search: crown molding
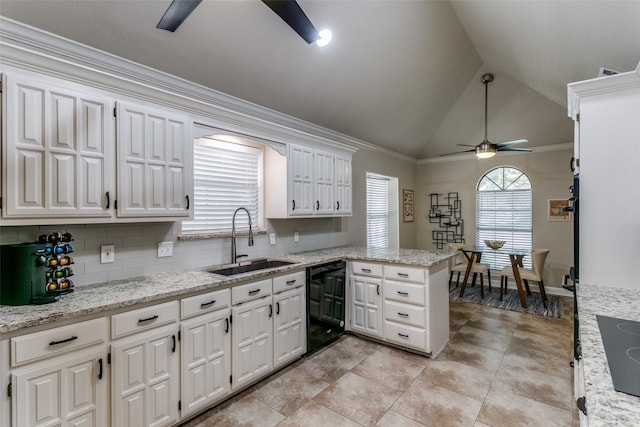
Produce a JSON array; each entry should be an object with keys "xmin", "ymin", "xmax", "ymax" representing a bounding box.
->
[
  {"xmin": 567, "ymin": 61, "xmax": 640, "ymax": 119},
  {"xmin": 0, "ymin": 17, "xmax": 417, "ymax": 162},
  {"xmin": 416, "ymin": 142, "xmax": 573, "ymax": 165}
]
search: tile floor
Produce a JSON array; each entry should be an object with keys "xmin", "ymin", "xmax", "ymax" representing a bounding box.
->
[{"xmin": 180, "ymin": 298, "xmax": 578, "ymax": 427}]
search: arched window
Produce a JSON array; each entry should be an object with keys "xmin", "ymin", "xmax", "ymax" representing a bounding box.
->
[{"xmin": 476, "ymin": 166, "xmax": 532, "ymax": 269}]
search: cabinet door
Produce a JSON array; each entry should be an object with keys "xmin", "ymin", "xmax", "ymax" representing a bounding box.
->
[
  {"xmin": 273, "ymin": 286, "xmax": 306, "ymax": 368},
  {"xmin": 3, "ymin": 73, "xmax": 114, "ymax": 218},
  {"xmin": 231, "ymin": 297, "xmax": 273, "ymax": 390},
  {"xmin": 350, "ymin": 275, "xmax": 383, "ymax": 338},
  {"xmin": 12, "ymin": 346, "xmax": 108, "ymax": 427},
  {"xmin": 111, "ymin": 324, "xmax": 179, "ymax": 427},
  {"xmin": 288, "ymin": 144, "xmax": 314, "ymax": 215},
  {"xmin": 314, "ymin": 151, "xmax": 335, "ymax": 215},
  {"xmin": 335, "ymin": 155, "xmax": 352, "ymax": 215},
  {"xmin": 181, "ymin": 309, "xmax": 231, "ymax": 417},
  {"xmin": 116, "ymin": 101, "xmax": 191, "ymax": 217}
]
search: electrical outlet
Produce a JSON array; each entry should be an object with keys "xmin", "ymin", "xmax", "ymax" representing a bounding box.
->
[
  {"xmin": 100, "ymin": 245, "xmax": 115, "ymax": 264},
  {"xmin": 294, "ymin": 231, "xmax": 299, "ymax": 242},
  {"xmin": 157, "ymin": 241, "xmax": 173, "ymax": 258},
  {"xmin": 269, "ymin": 233, "xmax": 277, "ymax": 246}
]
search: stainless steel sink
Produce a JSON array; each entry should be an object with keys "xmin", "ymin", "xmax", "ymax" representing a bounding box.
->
[{"xmin": 206, "ymin": 258, "xmax": 296, "ymax": 276}]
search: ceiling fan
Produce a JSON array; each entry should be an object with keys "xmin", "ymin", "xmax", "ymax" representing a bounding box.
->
[
  {"xmin": 442, "ymin": 73, "xmax": 531, "ymax": 159},
  {"xmin": 156, "ymin": 0, "xmax": 321, "ymax": 44}
]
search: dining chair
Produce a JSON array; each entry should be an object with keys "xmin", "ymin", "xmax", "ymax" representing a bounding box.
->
[
  {"xmin": 500, "ymin": 249, "xmax": 550, "ymax": 307},
  {"xmin": 447, "ymin": 243, "xmax": 492, "ymax": 297}
]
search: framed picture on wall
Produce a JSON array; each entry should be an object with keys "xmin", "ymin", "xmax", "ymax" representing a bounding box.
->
[
  {"xmin": 548, "ymin": 199, "xmax": 571, "ymax": 222},
  {"xmin": 403, "ymin": 190, "xmax": 414, "ymax": 222}
]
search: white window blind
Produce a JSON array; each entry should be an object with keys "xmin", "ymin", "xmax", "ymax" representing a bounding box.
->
[
  {"xmin": 182, "ymin": 137, "xmax": 263, "ymax": 234},
  {"xmin": 476, "ymin": 167, "xmax": 532, "ymax": 269},
  {"xmin": 366, "ymin": 173, "xmax": 399, "ymax": 249}
]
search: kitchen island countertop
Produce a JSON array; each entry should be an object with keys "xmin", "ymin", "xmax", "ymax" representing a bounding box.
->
[
  {"xmin": 577, "ymin": 283, "xmax": 640, "ymax": 426},
  {"xmin": 0, "ymin": 246, "xmax": 454, "ymax": 334}
]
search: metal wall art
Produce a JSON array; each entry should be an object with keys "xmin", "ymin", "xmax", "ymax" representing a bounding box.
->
[{"xmin": 429, "ymin": 192, "xmax": 464, "ymax": 249}]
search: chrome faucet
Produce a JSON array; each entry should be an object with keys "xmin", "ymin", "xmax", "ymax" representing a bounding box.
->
[{"xmin": 231, "ymin": 207, "xmax": 254, "ymax": 264}]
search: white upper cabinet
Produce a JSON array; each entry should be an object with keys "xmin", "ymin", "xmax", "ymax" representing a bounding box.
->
[
  {"xmin": 3, "ymin": 72, "xmax": 114, "ymax": 219},
  {"xmin": 265, "ymin": 143, "xmax": 353, "ymax": 218},
  {"xmin": 116, "ymin": 101, "xmax": 191, "ymax": 217}
]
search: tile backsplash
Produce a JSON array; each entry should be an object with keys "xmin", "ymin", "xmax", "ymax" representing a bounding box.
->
[{"xmin": 0, "ymin": 218, "xmax": 347, "ymax": 287}]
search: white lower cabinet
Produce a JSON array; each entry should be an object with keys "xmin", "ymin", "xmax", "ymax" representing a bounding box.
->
[
  {"xmin": 8, "ymin": 317, "xmax": 109, "ymax": 427},
  {"xmin": 180, "ymin": 289, "xmax": 231, "ymax": 418},
  {"xmin": 273, "ymin": 284, "xmax": 306, "ymax": 369},
  {"xmin": 231, "ymin": 293, "xmax": 273, "ymax": 391},
  {"xmin": 350, "ymin": 273, "xmax": 383, "ymax": 338},
  {"xmin": 110, "ymin": 302, "xmax": 180, "ymax": 427}
]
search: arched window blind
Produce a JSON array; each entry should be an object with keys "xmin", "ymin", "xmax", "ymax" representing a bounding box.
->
[
  {"xmin": 476, "ymin": 166, "xmax": 532, "ymax": 269},
  {"xmin": 366, "ymin": 172, "xmax": 399, "ymax": 249}
]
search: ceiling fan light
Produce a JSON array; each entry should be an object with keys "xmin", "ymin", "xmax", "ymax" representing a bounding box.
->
[
  {"xmin": 316, "ymin": 29, "xmax": 332, "ymax": 47},
  {"xmin": 476, "ymin": 142, "xmax": 496, "ymax": 159}
]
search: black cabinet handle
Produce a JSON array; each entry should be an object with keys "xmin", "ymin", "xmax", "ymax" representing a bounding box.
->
[
  {"xmin": 248, "ymin": 289, "xmax": 261, "ymax": 295},
  {"xmin": 316, "ymin": 200, "xmax": 319, "ymax": 210},
  {"xmin": 225, "ymin": 318, "xmax": 229, "ymax": 334},
  {"xmin": 336, "ymin": 201, "xmax": 340, "ymax": 210},
  {"xmin": 276, "ymin": 302, "xmax": 280, "ymax": 315},
  {"xmin": 49, "ymin": 336, "xmax": 78, "ymax": 346},
  {"xmin": 105, "ymin": 191, "xmax": 110, "ymax": 209},
  {"xmin": 185, "ymin": 195, "xmax": 190, "ymax": 210},
  {"xmin": 398, "ymin": 332, "xmax": 409, "ymax": 338},
  {"xmin": 398, "ymin": 312, "xmax": 409, "ymax": 317},
  {"xmin": 268, "ymin": 304, "xmax": 273, "ymax": 318},
  {"xmin": 397, "ymin": 291, "xmax": 409, "ymax": 296},
  {"xmin": 138, "ymin": 315, "xmax": 159, "ymax": 323},
  {"xmin": 361, "ymin": 268, "xmax": 371, "ymax": 273},
  {"xmin": 171, "ymin": 334, "xmax": 176, "ymax": 353},
  {"xmin": 286, "ymin": 280, "xmax": 296, "ymax": 285},
  {"xmin": 98, "ymin": 358, "xmax": 103, "ymax": 380},
  {"xmin": 200, "ymin": 299, "xmax": 216, "ymax": 308},
  {"xmin": 397, "ymin": 272, "xmax": 409, "ymax": 278},
  {"xmin": 292, "ymin": 200, "xmax": 296, "ymax": 211},
  {"xmin": 376, "ymin": 284, "xmax": 380, "ymax": 295}
]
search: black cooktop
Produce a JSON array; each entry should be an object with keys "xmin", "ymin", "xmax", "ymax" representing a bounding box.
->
[{"xmin": 596, "ymin": 315, "xmax": 640, "ymax": 397}]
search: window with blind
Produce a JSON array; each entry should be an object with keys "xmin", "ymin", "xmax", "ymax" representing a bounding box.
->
[
  {"xmin": 366, "ymin": 172, "xmax": 399, "ymax": 249},
  {"xmin": 182, "ymin": 137, "xmax": 263, "ymax": 234},
  {"xmin": 476, "ymin": 166, "xmax": 532, "ymax": 269}
]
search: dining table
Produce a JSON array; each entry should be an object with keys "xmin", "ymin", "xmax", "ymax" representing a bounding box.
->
[{"xmin": 459, "ymin": 245, "xmax": 532, "ymax": 308}]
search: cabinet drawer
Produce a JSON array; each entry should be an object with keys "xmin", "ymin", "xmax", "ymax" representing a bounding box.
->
[
  {"xmin": 384, "ymin": 321, "xmax": 426, "ymax": 352},
  {"xmin": 384, "ymin": 281, "xmax": 425, "ymax": 306},
  {"xmin": 181, "ymin": 288, "xmax": 231, "ymax": 319},
  {"xmin": 384, "ymin": 265, "xmax": 425, "ymax": 283},
  {"xmin": 273, "ymin": 270, "xmax": 305, "ymax": 294},
  {"xmin": 111, "ymin": 300, "xmax": 179, "ymax": 339},
  {"xmin": 11, "ymin": 317, "xmax": 107, "ymax": 367},
  {"xmin": 232, "ymin": 279, "xmax": 272, "ymax": 304},
  {"xmin": 384, "ymin": 300, "xmax": 425, "ymax": 328},
  {"xmin": 351, "ymin": 262, "xmax": 382, "ymax": 278}
]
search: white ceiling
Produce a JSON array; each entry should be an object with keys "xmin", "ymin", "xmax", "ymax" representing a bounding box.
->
[{"xmin": 1, "ymin": 0, "xmax": 639, "ymax": 159}]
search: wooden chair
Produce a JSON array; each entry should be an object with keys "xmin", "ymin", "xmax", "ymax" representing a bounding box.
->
[
  {"xmin": 500, "ymin": 249, "xmax": 550, "ymax": 307},
  {"xmin": 447, "ymin": 243, "xmax": 492, "ymax": 298}
]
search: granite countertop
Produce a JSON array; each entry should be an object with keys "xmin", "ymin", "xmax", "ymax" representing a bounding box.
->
[
  {"xmin": 576, "ymin": 283, "xmax": 640, "ymax": 426},
  {"xmin": 0, "ymin": 245, "xmax": 454, "ymax": 334}
]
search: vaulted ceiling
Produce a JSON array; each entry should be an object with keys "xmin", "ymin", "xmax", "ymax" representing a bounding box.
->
[{"xmin": 2, "ymin": 0, "xmax": 638, "ymax": 159}]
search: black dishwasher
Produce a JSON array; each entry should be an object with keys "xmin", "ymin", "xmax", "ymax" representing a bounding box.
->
[{"xmin": 306, "ymin": 261, "xmax": 346, "ymax": 353}]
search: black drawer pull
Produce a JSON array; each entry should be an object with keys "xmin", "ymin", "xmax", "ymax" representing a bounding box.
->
[
  {"xmin": 361, "ymin": 268, "xmax": 371, "ymax": 273},
  {"xmin": 225, "ymin": 318, "xmax": 229, "ymax": 333},
  {"xmin": 276, "ymin": 302, "xmax": 280, "ymax": 315},
  {"xmin": 286, "ymin": 280, "xmax": 297, "ymax": 285},
  {"xmin": 138, "ymin": 315, "xmax": 159, "ymax": 323},
  {"xmin": 49, "ymin": 336, "xmax": 78, "ymax": 346},
  {"xmin": 171, "ymin": 334, "xmax": 176, "ymax": 353},
  {"xmin": 397, "ymin": 291, "xmax": 409, "ymax": 296},
  {"xmin": 98, "ymin": 358, "xmax": 103, "ymax": 380},
  {"xmin": 398, "ymin": 312, "xmax": 409, "ymax": 317},
  {"xmin": 397, "ymin": 273, "xmax": 409, "ymax": 277},
  {"xmin": 268, "ymin": 304, "xmax": 273, "ymax": 318},
  {"xmin": 376, "ymin": 284, "xmax": 380, "ymax": 295},
  {"xmin": 248, "ymin": 289, "xmax": 261, "ymax": 295},
  {"xmin": 105, "ymin": 191, "xmax": 110, "ymax": 209},
  {"xmin": 200, "ymin": 299, "xmax": 216, "ymax": 308},
  {"xmin": 397, "ymin": 332, "xmax": 409, "ymax": 338}
]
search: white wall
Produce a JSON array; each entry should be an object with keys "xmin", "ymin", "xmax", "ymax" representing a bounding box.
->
[{"xmin": 415, "ymin": 147, "xmax": 575, "ymax": 290}]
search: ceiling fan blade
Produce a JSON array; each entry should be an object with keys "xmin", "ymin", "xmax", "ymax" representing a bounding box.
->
[
  {"xmin": 157, "ymin": 0, "xmax": 202, "ymax": 32},
  {"xmin": 497, "ymin": 147, "xmax": 533, "ymax": 152},
  {"xmin": 440, "ymin": 149, "xmax": 476, "ymax": 156},
  {"xmin": 262, "ymin": 0, "xmax": 320, "ymax": 44},
  {"xmin": 496, "ymin": 139, "xmax": 528, "ymax": 147}
]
